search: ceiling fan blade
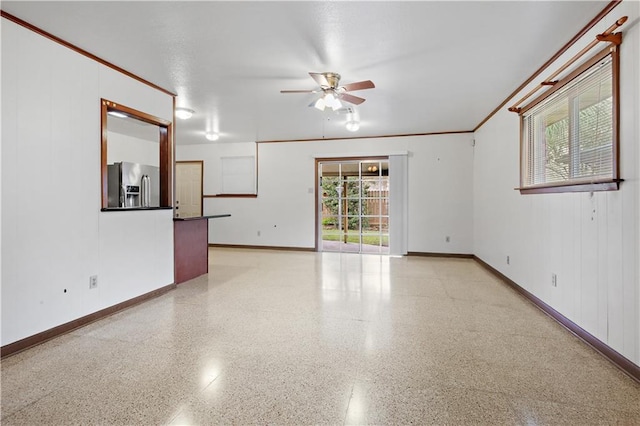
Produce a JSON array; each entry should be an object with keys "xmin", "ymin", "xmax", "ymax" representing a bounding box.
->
[
  {"xmin": 280, "ymin": 89, "xmax": 317, "ymax": 94},
  {"xmin": 337, "ymin": 93, "xmax": 366, "ymax": 105},
  {"xmin": 309, "ymin": 72, "xmax": 330, "ymax": 87},
  {"xmin": 340, "ymin": 80, "xmax": 375, "ymax": 92}
]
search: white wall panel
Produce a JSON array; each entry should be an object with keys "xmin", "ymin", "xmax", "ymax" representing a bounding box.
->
[
  {"xmin": 107, "ymin": 131, "xmax": 159, "ymax": 166},
  {"xmin": 1, "ymin": 16, "xmax": 22, "ymax": 343},
  {"xmin": 607, "ymin": 191, "xmax": 625, "ymax": 350},
  {"xmin": 406, "ymin": 135, "xmax": 474, "ymax": 253},
  {"xmin": 558, "ymin": 195, "xmax": 578, "ymax": 321},
  {"xmin": 204, "ymin": 197, "xmax": 260, "ymax": 245},
  {"xmin": 99, "ymin": 67, "xmax": 173, "ymax": 122},
  {"xmin": 473, "ymin": 2, "xmax": 639, "ymax": 365},
  {"xmin": 389, "ymin": 154, "xmax": 408, "ymax": 256},
  {"xmin": 98, "ymin": 210, "xmax": 174, "ymax": 307},
  {"xmin": 580, "ymin": 193, "xmax": 600, "ymax": 338},
  {"xmin": 623, "ymin": 4, "xmax": 640, "ymax": 364},
  {"xmin": 1, "ymin": 20, "xmax": 174, "ymax": 346}
]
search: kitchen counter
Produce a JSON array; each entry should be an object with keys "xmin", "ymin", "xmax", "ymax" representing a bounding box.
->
[{"xmin": 173, "ymin": 214, "xmax": 231, "ymax": 284}]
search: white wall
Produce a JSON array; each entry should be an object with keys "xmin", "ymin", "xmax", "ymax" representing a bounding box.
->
[
  {"xmin": 1, "ymin": 20, "xmax": 174, "ymax": 346},
  {"xmin": 178, "ymin": 142, "xmax": 255, "ymax": 195},
  {"xmin": 473, "ymin": 1, "xmax": 640, "ymax": 366},
  {"xmin": 106, "ymin": 131, "xmax": 159, "ymax": 167},
  {"xmin": 177, "ymin": 134, "xmax": 474, "ymax": 253}
]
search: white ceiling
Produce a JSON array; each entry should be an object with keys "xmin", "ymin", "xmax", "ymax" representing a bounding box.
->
[{"xmin": 2, "ymin": 1, "xmax": 609, "ymax": 145}]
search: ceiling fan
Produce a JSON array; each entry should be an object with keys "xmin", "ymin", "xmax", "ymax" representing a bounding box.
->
[{"xmin": 280, "ymin": 72, "xmax": 375, "ymax": 111}]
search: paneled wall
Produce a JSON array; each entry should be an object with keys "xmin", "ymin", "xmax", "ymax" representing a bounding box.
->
[
  {"xmin": 177, "ymin": 134, "xmax": 475, "ymax": 254},
  {"xmin": 473, "ymin": 2, "xmax": 640, "ymax": 366},
  {"xmin": 1, "ymin": 19, "xmax": 175, "ymax": 346}
]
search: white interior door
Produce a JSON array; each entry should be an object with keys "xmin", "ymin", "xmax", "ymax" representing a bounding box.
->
[{"xmin": 175, "ymin": 161, "xmax": 203, "ymax": 218}]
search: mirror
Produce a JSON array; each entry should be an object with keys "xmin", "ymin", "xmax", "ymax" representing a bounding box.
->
[{"xmin": 100, "ymin": 99, "xmax": 173, "ymax": 209}]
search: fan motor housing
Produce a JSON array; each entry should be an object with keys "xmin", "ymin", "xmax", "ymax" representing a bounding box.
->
[{"xmin": 324, "ymin": 72, "xmax": 341, "ymax": 88}]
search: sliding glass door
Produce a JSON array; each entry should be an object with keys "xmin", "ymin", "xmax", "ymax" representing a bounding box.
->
[{"xmin": 318, "ymin": 159, "xmax": 389, "ymax": 254}]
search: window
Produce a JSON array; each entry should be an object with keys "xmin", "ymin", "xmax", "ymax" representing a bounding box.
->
[
  {"xmin": 220, "ymin": 156, "xmax": 256, "ymax": 194},
  {"xmin": 519, "ymin": 46, "xmax": 619, "ymax": 194}
]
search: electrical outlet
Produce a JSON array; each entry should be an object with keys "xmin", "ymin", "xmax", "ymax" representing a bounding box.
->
[
  {"xmin": 445, "ymin": 236, "xmax": 450, "ymax": 243},
  {"xmin": 89, "ymin": 275, "xmax": 98, "ymax": 289},
  {"xmin": 552, "ymin": 273, "xmax": 557, "ymax": 287},
  {"xmin": 507, "ymin": 256, "xmax": 510, "ymax": 265}
]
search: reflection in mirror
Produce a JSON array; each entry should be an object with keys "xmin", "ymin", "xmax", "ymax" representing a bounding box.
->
[
  {"xmin": 106, "ymin": 115, "xmax": 161, "ymax": 208},
  {"xmin": 107, "ymin": 114, "xmax": 160, "ymax": 167}
]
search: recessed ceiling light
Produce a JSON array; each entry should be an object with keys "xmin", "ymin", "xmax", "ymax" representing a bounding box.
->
[
  {"xmin": 345, "ymin": 109, "xmax": 360, "ymax": 131},
  {"xmin": 175, "ymin": 107, "xmax": 194, "ymax": 119},
  {"xmin": 346, "ymin": 120, "xmax": 360, "ymax": 132},
  {"xmin": 205, "ymin": 132, "xmax": 220, "ymax": 141}
]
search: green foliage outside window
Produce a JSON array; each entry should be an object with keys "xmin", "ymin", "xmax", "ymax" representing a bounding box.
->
[
  {"xmin": 544, "ymin": 97, "xmax": 612, "ymax": 182},
  {"xmin": 321, "ymin": 177, "xmax": 370, "ymax": 229}
]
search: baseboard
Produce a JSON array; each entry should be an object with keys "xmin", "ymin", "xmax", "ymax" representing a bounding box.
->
[
  {"xmin": 1, "ymin": 283, "xmax": 176, "ymax": 359},
  {"xmin": 208, "ymin": 243, "xmax": 315, "ymax": 252},
  {"xmin": 408, "ymin": 251, "xmax": 474, "ymax": 259},
  {"xmin": 473, "ymin": 255, "xmax": 640, "ymax": 384}
]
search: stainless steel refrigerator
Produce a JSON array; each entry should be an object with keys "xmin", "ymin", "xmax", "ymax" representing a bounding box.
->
[{"xmin": 107, "ymin": 162, "xmax": 160, "ymax": 208}]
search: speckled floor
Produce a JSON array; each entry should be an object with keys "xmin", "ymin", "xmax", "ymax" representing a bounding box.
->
[{"xmin": 2, "ymin": 248, "xmax": 639, "ymax": 425}]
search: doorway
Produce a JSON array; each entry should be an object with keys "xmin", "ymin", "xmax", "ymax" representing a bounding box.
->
[
  {"xmin": 317, "ymin": 159, "xmax": 390, "ymax": 254},
  {"xmin": 175, "ymin": 161, "xmax": 203, "ymax": 218}
]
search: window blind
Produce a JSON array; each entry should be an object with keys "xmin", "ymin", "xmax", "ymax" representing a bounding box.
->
[{"xmin": 522, "ymin": 55, "xmax": 613, "ymax": 187}]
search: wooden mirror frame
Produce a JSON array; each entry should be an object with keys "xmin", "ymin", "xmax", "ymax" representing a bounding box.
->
[{"xmin": 100, "ymin": 99, "xmax": 173, "ymax": 209}]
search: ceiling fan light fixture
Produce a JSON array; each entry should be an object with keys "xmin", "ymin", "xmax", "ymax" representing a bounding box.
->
[
  {"xmin": 175, "ymin": 107, "xmax": 194, "ymax": 119},
  {"xmin": 313, "ymin": 97, "xmax": 326, "ymax": 111},
  {"xmin": 205, "ymin": 132, "xmax": 219, "ymax": 141},
  {"xmin": 282, "ymin": 72, "xmax": 375, "ymax": 111},
  {"xmin": 324, "ymin": 93, "xmax": 342, "ymax": 111}
]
